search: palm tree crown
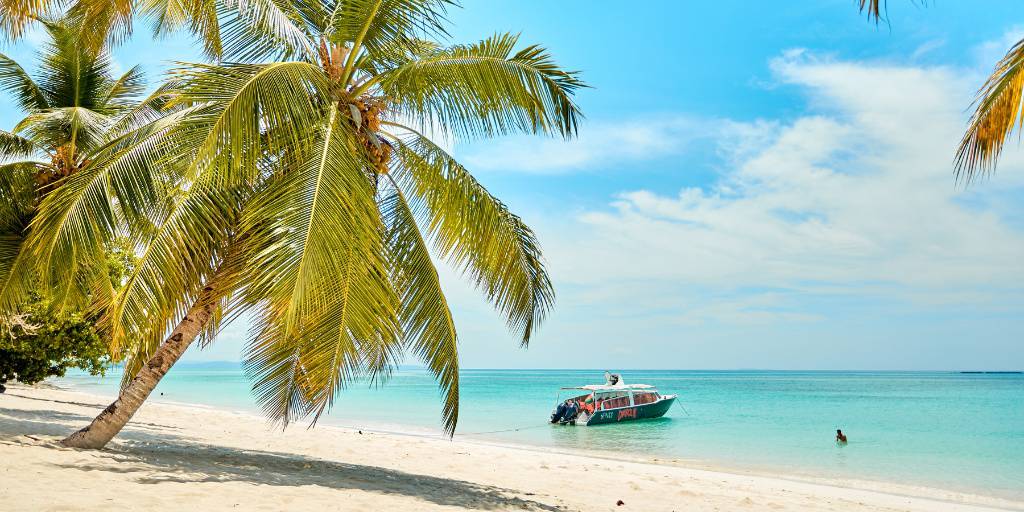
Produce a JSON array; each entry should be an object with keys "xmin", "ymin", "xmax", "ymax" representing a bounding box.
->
[
  {"xmin": 29, "ymin": 0, "xmax": 584, "ymax": 439},
  {"xmin": 0, "ymin": 18, "xmax": 144, "ymax": 314}
]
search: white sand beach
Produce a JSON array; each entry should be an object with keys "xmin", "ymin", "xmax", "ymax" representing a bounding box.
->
[{"xmin": 1, "ymin": 384, "xmax": 1020, "ymax": 512}]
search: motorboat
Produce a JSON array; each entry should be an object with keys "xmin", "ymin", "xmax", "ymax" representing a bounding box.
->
[{"xmin": 550, "ymin": 372, "xmax": 677, "ymax": 426}]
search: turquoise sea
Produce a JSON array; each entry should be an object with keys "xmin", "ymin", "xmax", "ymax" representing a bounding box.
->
[{"xmin": 58, "ymin": 366, "xmax": 1024, "ymax": 500}]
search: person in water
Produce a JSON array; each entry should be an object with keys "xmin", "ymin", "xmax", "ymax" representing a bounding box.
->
[
  {"xmin": 836, "ymin": 429, "xmax": 848, "ymax": 443},
  {"xmin": 563, "ymin": 400, "xmax": 579, "ymax": 422},
  {"xmin": 551, "ymin": 401, "xmax": 568, "ymax": 423}
]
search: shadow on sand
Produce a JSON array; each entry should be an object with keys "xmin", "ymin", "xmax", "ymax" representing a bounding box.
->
[{"xmin": 1, "ymin": 392, "xmax": 566, "ymax": 511}]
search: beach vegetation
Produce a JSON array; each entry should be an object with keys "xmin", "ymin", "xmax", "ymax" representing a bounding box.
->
[{"xmin": 0, "ymin": 297, "xmax": 109, "ymax": 391}]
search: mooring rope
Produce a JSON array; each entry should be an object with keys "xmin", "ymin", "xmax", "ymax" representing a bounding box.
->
[
  {"xmin": 674, "ymin": 400, "xmax": 691, "ymax": 416},
  {"xmin": 456, "ymin": 424, "xmax": 552, "ymax": 436}
]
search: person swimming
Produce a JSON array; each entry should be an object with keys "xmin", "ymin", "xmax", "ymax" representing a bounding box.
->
[{"xmin": 836, "ymin": 429, "xmax": 848, "ymax": 443}]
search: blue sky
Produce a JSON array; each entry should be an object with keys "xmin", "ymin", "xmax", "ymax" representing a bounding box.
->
[{"xmin": 4, "ymin": 1, "xmax": 1024, "ymax": 370}]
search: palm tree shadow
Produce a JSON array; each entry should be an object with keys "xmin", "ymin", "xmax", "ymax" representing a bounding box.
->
[
  {"xmin": 51, "ymin": 440, "xmax": 566, "ymax": 511},
  {"xmin": 2, "ymin": 394, "xmax": 565, "ymax": 511},
  {"xmin": 0, "ymin": 403, "xmax": 182, "ymax": 438}
]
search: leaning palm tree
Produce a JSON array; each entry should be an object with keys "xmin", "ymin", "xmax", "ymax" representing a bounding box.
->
[
  {"xmin": 859, "ymin": 0, "xmax": 1024, "ymax": 182},
  {"xmin": 0, "ymin": 17, "xmax": 145, "ymax": 314},
  {"xmin": 30, "ymin": 0, "xmax": 583, "ymax": 449}
]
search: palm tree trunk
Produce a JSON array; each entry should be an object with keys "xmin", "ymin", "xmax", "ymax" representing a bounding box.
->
[{"xmin": 60, "ymin": 282, "xmax": 220, "ymax": 450}]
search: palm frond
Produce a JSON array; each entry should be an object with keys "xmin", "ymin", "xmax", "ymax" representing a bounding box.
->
[
  {"xmin": 65, "ymin": 0, "xmax": 135, "ymax": 49},
  {"xmin": 35, "ymin": 18, "xmax": 121, "ymax": 112},
  {"xmin": 0, "ymin": 52, "xmax": 49, "ymax": 112},
  {"xmin": 242, "ymin": 108, "xmax": 401, "ymax": 425},
  {"xmin": 14, "ymin": 107, "xmax": 113, "ymax": 153},
  {"xmin": 0, "ymin": 163, "xmax": 38, "ymax": 311},
  {"xmin": 326, "ymin": 0, "xmax": 451, "ymax": 77},
  {"xmin": 0, "ymin": 234, "xmax": 33, "ymax": 315},
  {"xmin": 25, "ymin": 107, "xmax": 196, "ymax": 291},
  {"xmin": 102, "ymin": 65, "xmax": 147, "ymax": 110},
  {"xmin": 0, "ymin": 0, "xmax": 55, "ymax": 41},
  {"xmin": 116, "ymin": 210, "xmax": 253, "ymax": 388},
  {"xmin": 106, "ymin": 184, "xmax": 237, "ymax": 359},
  {"xmin": 0, "ymin": 161, "xmax": 42, "ymax": 230},
  {"xmin": 380, "ymin": 183, "xmax": 459, "ymax": 435},
  {"xmin": 955, "ymin": 38, "xmax": 1024, "ymax": 183},
  {"xmin": 390, "ymin": 128, "xmax": 554, "ymax": 345},
  {"xmin": 373, "ymin": 32, "xmax": 585, "ymax": 141},
  {"xmin": 140, "ymin": 0, "xmax": 223, "ymax": 58},
  {"xmin": 0, "ymin": 129, "xmax": 37, "ymax": 158},
  {"xmin": 217, "ymin": 0, "xmax": 315, "ymax": 62},
  {"xmin": 166, "ymin": 61, "xmax": 332, "ymax": 186}
]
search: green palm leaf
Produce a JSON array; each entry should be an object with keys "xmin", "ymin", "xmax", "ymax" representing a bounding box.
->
[
  {"xmin": 102, "ymin": 65, "xmax": 147, "ymax": 110},
  {"xmin": 217, "ymin": 0, "xmax": 314, "ymax": 62},
  {"xmin": 166, "ymin": 61, "xmax": 332, "ymax": 185},
  {"xmin": 242, "ymin": 108, "xmax": 401, "ymax": 424},
  {"xmin": 0, "ymin": 52, "xmax": 48, "ymax": 112},
  {"xmin": 25, "ymin": 107, "xmax": 199, "ymax": 299},
  {"xmin": 380, "ymin": 183, "xmax": 459, "ymax": 435},
  {"xmin": 390, "ymin": 128, "xmax": 554, "ymax": 345},
  {"xmin": 0, "ymin": 129, "xmax": 36, "ymax": 157},
  {"xmin": 373, "ymin": 32, "xmax": 585, "ymax": 140}
]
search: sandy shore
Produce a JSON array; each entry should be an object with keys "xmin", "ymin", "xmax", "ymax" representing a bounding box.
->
[{"xmin": 1, "ymin": 384, "xmax": 1021, "ymax": 511}]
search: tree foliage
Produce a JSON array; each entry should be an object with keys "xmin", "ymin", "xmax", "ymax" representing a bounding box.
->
[
  {"xmin": 0, "ymin": 17, "xmax": 143, "ymax": 390},
  {"xmin": 0, "ymin": 298, "xmax": 109, "ymax": 388}
]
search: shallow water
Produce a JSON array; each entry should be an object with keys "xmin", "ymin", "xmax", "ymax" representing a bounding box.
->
[{"xmin": 58, "ymin": 366, "xmax": 1024, "ymax": 500}]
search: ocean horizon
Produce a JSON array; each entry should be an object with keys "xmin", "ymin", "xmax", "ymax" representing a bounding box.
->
[{"xmin": 57, "ymin": 364, "xmax": 1024, "ymax": 501}]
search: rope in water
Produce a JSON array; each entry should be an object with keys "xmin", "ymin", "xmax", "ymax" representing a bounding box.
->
[
  {"xmin": 341, "ymin": 400, "xmax": 689, "ymax": 438},
  {"xmin": 328, "ymin": 421, "xmax": 553, "ymax": 438},
  {"xmin": 674, "ymin": 400, "xmax": 691, "ymax": 416},
  {"xmin": 456, "ymin": 424, "xmax": 552, "ymax": 436}
]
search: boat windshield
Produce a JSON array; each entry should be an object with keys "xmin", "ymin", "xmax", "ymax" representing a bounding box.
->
[
  {"xmin": 592, "ymin": 390, "xmax": 662, "ymax": 410},
  {"xmin": 631, "ymin": 391, "xmax": 660, "ymax": 405},
  {"xmin": 556, "ymin": 385, "xmax": 664, "ymax": 413}
]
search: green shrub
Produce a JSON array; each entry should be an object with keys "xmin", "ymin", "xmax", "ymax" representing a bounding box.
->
[{"xmin": 0, "ymin": 301, "xmax": 110, "ymax": 391}]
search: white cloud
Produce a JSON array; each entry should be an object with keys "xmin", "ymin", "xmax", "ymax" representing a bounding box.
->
[
  {"xmin": 457, "ymin": 117, "xmax": 707, "ymax": 173},
  {"xmin": 539, "ymin": 52, "xmax": 1024, "ymax": 324}
]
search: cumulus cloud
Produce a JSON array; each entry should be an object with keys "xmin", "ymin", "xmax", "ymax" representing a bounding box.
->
[{"xmin": 540, "ymin": 52, "xmax": 1024, "ymax": 324}]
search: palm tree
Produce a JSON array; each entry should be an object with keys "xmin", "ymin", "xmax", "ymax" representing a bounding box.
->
[
  {"xmin": 0, "ymin": 17, "xmax": 145, "ymax": 316},
  {"xmin": 859, "ymin": 1, "xmax": 1024, "ymax": 182},
  {"xmin": 28, "ymin": 0, "xmax": 583, "ymax": 449}
]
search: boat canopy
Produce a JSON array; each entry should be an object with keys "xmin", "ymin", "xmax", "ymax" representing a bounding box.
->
[{"xmin": 560, "ymin": 384, "xmax": 655, "ymax": 392}]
